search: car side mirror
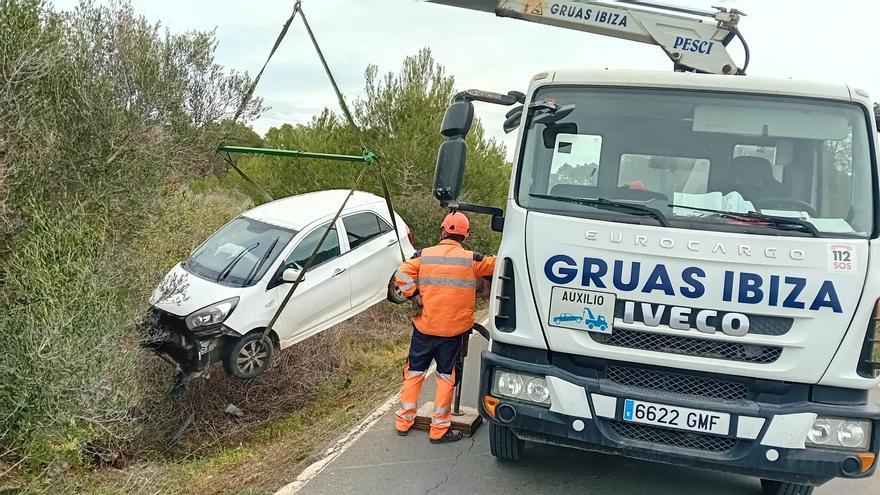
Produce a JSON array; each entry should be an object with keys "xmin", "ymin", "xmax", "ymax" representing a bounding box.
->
[{"xmin": 282, "ymin": 268, "xmax": 303, "ymax": 283}]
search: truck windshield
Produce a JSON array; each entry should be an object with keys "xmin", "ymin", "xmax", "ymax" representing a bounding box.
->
[
  {"xmin": 516, "ymin": 87, "xmax": 875, "ymax": 238},
  {"xmin": 184, "ymin": 217, "xmax": 296, "ymax": 287}
]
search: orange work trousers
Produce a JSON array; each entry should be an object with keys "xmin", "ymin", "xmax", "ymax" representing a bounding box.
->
[{"xmin": 395, "ymin": 328, "xmax": 462, "ymax": 440}]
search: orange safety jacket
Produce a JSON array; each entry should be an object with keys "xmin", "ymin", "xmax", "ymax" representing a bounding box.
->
[{"xmin": 395, "ymin": 239, "xmax": 496, "ymax": 337}]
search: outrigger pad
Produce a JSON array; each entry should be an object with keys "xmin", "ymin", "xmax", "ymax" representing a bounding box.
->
[{"xmin": 412, "ymin": 401, "xmax": 483, "ymax": 437}]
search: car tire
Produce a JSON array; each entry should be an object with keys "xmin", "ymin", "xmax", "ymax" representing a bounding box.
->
[
  {"xmin": 387, "ymin": 275, "xmax": 408, "ymax": 304},
  {"xmin": 760, "ymin": 479, "xmax": 814, "ymax": 495},
  {"xmin": 489, "ymin": 422, "xmax": 524, "ymax": 461},
  {"xmin": 223, "ymin": 332, "xmax": 274, "ymax": 379}
]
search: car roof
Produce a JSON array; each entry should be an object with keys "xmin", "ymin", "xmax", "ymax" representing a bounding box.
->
[{"xmin": 242, "ymin": 189, "xmax": 386, "ymax": 231}]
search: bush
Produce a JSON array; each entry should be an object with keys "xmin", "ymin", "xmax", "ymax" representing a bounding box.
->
[{"xmin": 0, "ymin": 0, "xmax": 260, "ymax": 473}]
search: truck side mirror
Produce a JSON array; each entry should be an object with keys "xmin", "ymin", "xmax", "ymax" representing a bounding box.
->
[
  {"xmin": 434, "ymin": 100, "xmax": 474, "ymax": 204},
  {"xmin": 434, "ymin": 140, "xmax": 466, "ymax": 204},
  {"xmin": 440, "ymin": 100, "xmax": 474, "ymax": 137}
]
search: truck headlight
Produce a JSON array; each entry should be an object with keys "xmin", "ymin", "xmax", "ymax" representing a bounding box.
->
[
  {"xmin": 807, "ymin": 419, "xmax": 832, "ymax": 445},
  {"xmin": 526, "ymin": 377, "xmax": 551, "ymax": 403},
  {"xmin": 491, "ymin": 369, "xmax": 551, "ymax": 406},
  {"xmin": 185, "ymin": 297, "xmax": 239, "ymax": 330},
  {"xmin": 838, "ymin": 421, "xmax": 868, "ymax": 449},
  {"xmin": 806, "ymin": 417, "xmax": 872, "ymax": 451},
  {"xmin": 496, "ymin": 372, "xmax": 523, "ymax": 397}
]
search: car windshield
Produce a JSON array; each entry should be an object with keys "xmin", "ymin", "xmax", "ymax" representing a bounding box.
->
[
  {"xmin": 184, "ymin": 217, "xmax": 296, "ymax": 287},
  {"xmin": 517, "ymin": 87, "xmax": 876, "ymax": 238}
]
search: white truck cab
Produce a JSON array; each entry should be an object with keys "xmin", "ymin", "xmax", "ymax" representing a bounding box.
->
[
  {"xmin": 432, "ymin": 68, "xmax": 880, "ymax": 493},
  {"xmin": 426, "ymin": 2, "xmax": 880, "ymax": 491}
]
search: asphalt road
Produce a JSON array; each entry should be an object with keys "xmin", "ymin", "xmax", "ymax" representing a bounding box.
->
[{"xmin": 289, "ymin": 338, "xmax": 879, "ymax": 495}]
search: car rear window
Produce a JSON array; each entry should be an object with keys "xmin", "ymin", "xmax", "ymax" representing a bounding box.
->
[{"xmin": 343, "ymin": 212, "xmax": 392, "ymax": 250}]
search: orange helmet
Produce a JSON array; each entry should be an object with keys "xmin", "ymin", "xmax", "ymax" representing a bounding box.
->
[{"xmin": 441, "ymin": 212, "xmax": 470, "ymax": 238}]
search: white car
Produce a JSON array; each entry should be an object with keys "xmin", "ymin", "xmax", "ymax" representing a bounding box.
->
[{"xmin": 143, "ymin": 190, "xmax": 416, "ymax": 380}]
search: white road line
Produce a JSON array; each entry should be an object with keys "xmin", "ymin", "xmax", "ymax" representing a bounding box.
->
[
  {"xmin": 274, "ymin": 388, "xmax": 406, "ymax": 495},
  {"xmin": 276, "ymin": 318, "xmax": 488, "ymax": 495}
]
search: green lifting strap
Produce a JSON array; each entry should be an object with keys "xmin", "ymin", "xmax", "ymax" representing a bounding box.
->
[
  {"xmin": 217, "ymin": 2, "xmax": 407, "ymax": 343},
  {"xmin": 217, "ymin": 144, "xmax": 376, "ymax": 163}
]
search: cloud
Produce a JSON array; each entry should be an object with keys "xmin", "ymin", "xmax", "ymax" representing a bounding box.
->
[{"xmin": 52, "ymin": 0, "xmax": 880, "ymax": 157}]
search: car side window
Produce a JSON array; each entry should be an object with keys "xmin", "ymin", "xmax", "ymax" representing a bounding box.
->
[
  {"xmin": 342, "ymin": 212, "xmax": 392, "ymax": 250},
  {"xmin": 284, "ymin": 224, "xmax": 340, "ymax": 270}
]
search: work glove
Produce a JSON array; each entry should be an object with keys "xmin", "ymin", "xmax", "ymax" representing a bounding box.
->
[{"xmin": 409, "ymin": 294, "xmax": 423, "ymax": 317}]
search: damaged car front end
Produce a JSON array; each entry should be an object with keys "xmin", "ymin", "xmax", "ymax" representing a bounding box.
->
[{"xmin": 140, "ymin": 297, "xmax": 241, "ymax": 381}]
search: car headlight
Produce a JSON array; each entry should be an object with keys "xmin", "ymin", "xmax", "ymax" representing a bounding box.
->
[
  {"xmin": 185, "ymin": 297, "xmax": 239, "ymax": 330},
  {"xmin": 806, "ymin": 417, "xmax": 872, "ymax": 451},
  {"xmin": 491, "ymin": 369, "xmax": 551, "ymax": 406}
]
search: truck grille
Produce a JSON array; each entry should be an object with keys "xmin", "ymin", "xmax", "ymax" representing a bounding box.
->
[
  {"xmin": 590, "ymin": 328, "xmax": 782, "ymax": 364},
  {"xmin": 613, "ymin": 301, "xmax": 792, "ymax": 336},
  {"xmin": 606, "ymin": 365, "xmax": 749, "ymax": 402},
  {"xmin": 609, "ymin": 421, "xmax": 737, "ymax": 453}
]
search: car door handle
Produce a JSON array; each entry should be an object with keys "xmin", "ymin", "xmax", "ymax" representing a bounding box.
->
[
  {"xmin": 332, "ymin": 267, "xmax": 347, "ymax": 277},
  {"xmin": 387, "ymin": 238, "xmax": 399, "ymax": 247}
]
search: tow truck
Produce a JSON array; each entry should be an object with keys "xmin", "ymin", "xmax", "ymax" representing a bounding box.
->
[{"xmin": 426, "ymin": 1, "xmax": 880, "ymax": 494}]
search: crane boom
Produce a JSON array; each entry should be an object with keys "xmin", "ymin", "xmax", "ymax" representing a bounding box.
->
[{"xmin": 426, "ymin": 0, "xmax": 748, "ymax": 75}]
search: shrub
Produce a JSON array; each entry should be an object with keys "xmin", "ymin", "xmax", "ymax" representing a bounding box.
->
[{"xmin": 0, "ymin": 0, "xmax": 260, "ymax": 473}]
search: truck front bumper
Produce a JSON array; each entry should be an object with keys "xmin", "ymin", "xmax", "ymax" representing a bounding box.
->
[{"xmin": 479, "ymin": 345, "xmax": 880, "ymax": 486}]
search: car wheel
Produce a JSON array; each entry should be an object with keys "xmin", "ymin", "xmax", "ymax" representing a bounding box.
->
[
  {"xmin": 588, "ymin": 324, "xmax": 594, "ymax": 329},
  {"xmin": 489, "ymin": 422, "xmax": 524, "ymax": 461},
  {"xmin": 760, "ymin": 479, "xmax": 814, "ymax": 495},
  {"xmin": 223, "ymin": 332, "xmax": 274, "ymax": 379},
  {"xmin": 387, "ymin": 275, "xmax": 408, "ymax": 304}
]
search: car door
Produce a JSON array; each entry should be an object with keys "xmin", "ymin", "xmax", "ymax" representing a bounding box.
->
[
  {"xmin": 268, "ymin": 221, "xmax": 351, "ymax": 343},
  {"xmin": 342, "ymin": 211, "xmax": 401, "ymax": 309}
]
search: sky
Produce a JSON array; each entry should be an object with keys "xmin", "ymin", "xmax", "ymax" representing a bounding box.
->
[{"xmin": 53, "ymin": 0, "xmax": 880, "ymax": 157}]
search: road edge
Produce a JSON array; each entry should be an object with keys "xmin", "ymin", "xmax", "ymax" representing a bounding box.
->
[{"xmin": 276, "ymin": 317, "xmax": 488, "ymax": 494}]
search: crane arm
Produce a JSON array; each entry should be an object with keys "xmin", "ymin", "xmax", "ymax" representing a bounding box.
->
[{"xmin": 426, "ymin": 0, "xmax": 748, "ymax": 75}]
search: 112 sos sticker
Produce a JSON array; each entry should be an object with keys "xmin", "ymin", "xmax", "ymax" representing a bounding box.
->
[{"xmin": 829, "ymin": 245, "xmax": 856, "ymax": 274}]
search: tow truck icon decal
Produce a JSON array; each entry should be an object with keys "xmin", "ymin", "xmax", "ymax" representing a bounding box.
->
[
  {"xmin": 551, "ymin": 307, "xmax": 609, "ymax": 331},
  {"xmin": 584, "ymin": 308, "xmax": 609, "ymax": 331}
]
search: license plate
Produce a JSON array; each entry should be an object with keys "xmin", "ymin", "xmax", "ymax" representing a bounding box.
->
[
  {"xmin": 622, "ymin": 399, "xmax": 730, "ymax": 436},
  {"xmin": 548, "ymin": 286, "xmax": 615, "ymax": 334}
]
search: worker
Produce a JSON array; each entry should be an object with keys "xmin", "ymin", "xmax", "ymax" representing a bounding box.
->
[{"xmin": 393, "ymin": 211, "xmax": 496, "ymax": 443}]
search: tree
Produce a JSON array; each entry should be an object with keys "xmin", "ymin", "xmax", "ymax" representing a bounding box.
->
[
  {"xmin": 233, "ymin": 48, "xmax": 509, "ymax": 253},
  {"xmin": 0, "ymin": 0, "xmax": 263, "ymax": 473}
]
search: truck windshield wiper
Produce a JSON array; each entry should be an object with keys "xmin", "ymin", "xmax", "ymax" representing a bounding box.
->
[
  {"xmin": 530, "ymin": 193, "xmax": 669, "ymax": 227},
  {"xmin": 216, "ymin": 242, "xmax": 260, "ymax": 282},
  {"xmin": 669, "ymin": 204, "xmax": 821, "ymax": 237}
]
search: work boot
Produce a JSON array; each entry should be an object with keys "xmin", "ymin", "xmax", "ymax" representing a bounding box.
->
[{"xmin": 430, "ymin": 429, "xmax": 463, "ymax": 444}]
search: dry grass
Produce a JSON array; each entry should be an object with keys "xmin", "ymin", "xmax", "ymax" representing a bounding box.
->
[{"xmin": 23, "ymin": 303, "xmax": 414, "ymax": 495}]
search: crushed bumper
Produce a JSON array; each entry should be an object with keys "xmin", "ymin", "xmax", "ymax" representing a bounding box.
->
[
  {"xmin": 479, "ymin": 344, "xmax": 880, "ymax": 486},
  {"xmin": 139, "ymin": 307, "xmax": 227, "ymax": 373}
]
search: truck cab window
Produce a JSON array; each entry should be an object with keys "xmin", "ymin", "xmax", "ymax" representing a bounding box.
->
[
  {"xmin": 518, "ymin": 87, "xmax": 874, "ymax": 238},
  {"xmin": 618, "ymin": 154, "xmax": 710, "ymax": 197}
]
